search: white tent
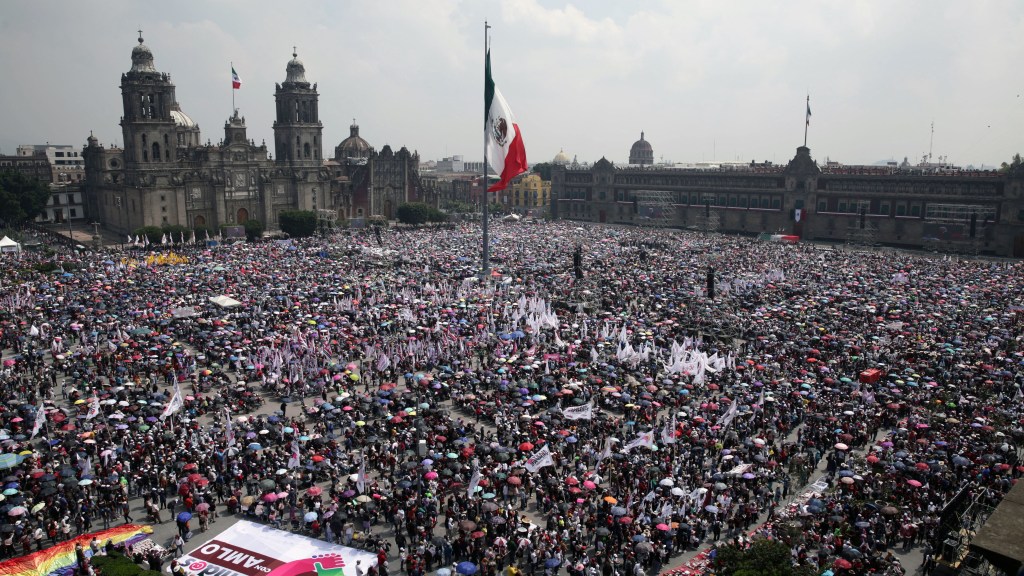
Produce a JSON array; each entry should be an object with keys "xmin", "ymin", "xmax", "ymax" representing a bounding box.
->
[
  {"xmin": 208, "ymin": 295, "xmax": 242, "ymax": 308},
  {"xmin": 0, "ymin": 236, "xmax": 21, "ymax": 254}
]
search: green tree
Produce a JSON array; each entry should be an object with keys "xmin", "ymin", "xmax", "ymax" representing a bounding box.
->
[
  {"xmin": 279, "ymin": 210, "xmax": 316, "ymax": 237},
  {"xmin": 133, "ymin": 225, "xmax": 163, "ymax": 245},
  {"xmin": 397, "ymin": 202, "xmax": 431, "ymax": 225},
  {"xmin": 488, "ymin": 201, "xmax": 504, "ymax": 214},
  {"xmin": 999, "ymin": 153, "xmax": 1024, "ymax": 177},
  {"xmin": 714, "ymin": 539, "xmax": 816, "ymax": 576},
  {"xmin": 532, "ymin": 162, "xmax": 553, "ymax": 181},
  {"xmin": 0, "ymin": 170, "xmax": 52, "ymax": 224},
  {"xmin": 426, "ymin": 206, "xmax": 449, "ymax": 223},
  {"xmin": 243, "ymin": 219, "xmax": 264, "ymax": 241}
]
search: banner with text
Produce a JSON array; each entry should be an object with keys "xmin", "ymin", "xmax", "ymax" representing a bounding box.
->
[{"xmin": 178, "ymin": 520, "xmax": 378, "ymax": 576}]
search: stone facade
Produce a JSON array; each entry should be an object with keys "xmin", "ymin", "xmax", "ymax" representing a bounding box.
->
[
  {"xmin": 551, "ymin": 146, "xmax": 1024, "ymax": 257},
  {"xmin": 83, "ymin": 36, "xmax": 332, "ymax": 234}
]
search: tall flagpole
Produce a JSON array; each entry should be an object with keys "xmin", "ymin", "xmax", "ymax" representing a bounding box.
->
[
  {"xmin": 803, "ymin": 94, "xmax": 809, "ymax": 148},
  {"xmin": 481, "ymin": 22, "xmax": 491, "ymax": 276},
  {"xmin": 483, "ymin": 21, "xmax": 491, "ymax": 274}
]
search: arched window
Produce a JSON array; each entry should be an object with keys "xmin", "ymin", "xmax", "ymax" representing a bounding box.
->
[
  {"xmin": 152, "ymin": 143, "xmax": 160, "ymax": 163},
  {"xmin": 304, "ymin": 143, "xmax": 311, "ymax": 158}
]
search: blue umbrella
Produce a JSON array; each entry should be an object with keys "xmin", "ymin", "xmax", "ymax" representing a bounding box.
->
[
  {"xmin": 456, "ymin": 562, "xmax": 478, "ymax": 575},
  {"xmin": 177, "ymin": 511, "xmax": 192, "ymax": 522},
  {"xmin": 248, "ymin": 442, "xmax": 262, "ymax": 451},
  {"xmin": 544, "ymin": 558, "xmax": 561, "ymax": 569}
]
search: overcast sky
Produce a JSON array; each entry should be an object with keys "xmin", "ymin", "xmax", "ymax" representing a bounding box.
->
[{"xmin": 1, "ymin": 0, "xmax": 1022, "ymax": 168}]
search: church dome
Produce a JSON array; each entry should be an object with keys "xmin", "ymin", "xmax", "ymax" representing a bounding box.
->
[
  {"xmin": 170, "ymin": 105, "xmax": 197, "ymax": 129},
  {"xmin": 285, "ymin": 50, "xmax": 308, "ymax": 84},
  {"xmin": 336, "ymin": 121, "xmax": 372, "ymax": 160},
  {"xmin": 553, "ymin": 149, "xmax": 570, "ymax": 165},
  {"xmin": 629, "ymin": 131, "xmax": 654, "ymax": 166},
  {"xmin": 130, "ymin": 33, "xmax": 157, "ymax": 74}
]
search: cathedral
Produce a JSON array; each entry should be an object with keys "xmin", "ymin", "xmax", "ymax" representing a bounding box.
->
[{"xmin": 83, "ymin": 34, "xmax": 430, "ymax": 235}]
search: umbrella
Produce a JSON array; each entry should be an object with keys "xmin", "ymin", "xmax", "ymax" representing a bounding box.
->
[
  {"xmin": 196, "ymin": 503, "xmax": 210, "ymax": 512},
  {"xmin": 456, "ymin": 562, "xmax": 478, "ymax": 575},
  {"xmin": 307, "ymin": 486, "xmax": 323, "ymax": 496},
  {"xmin": 177, "ymin": 511, "xmax": 192, "ymax": 522},
  {"xmin": 304, "ymin": 511, "xmax": 318, "ymax": 522}
]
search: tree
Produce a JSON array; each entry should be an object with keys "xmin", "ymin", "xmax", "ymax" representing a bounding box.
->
[
  {"xmin": 999, "ymin": 153, "xmax": 1024, "ymax": 178},
  {"xmin": 133, "ymin": 225, "xmax": 163, "ymax": 245},
  {"xmin": 714, "ymin": 539, "xmax": 816, "ymax": 576},
  {"xmin": 532, "ymin": 162, "xmax": 554, "ymax": 181},
  {"xmin": 396, "ymin": 202, "xmax": 431, "ymax": 225},
  {"xmin": 243, "ymin": 218, "xmax": 264, "ymax": 241},
  {"xmin": 278, "ymin": 210, "xmax": 316, "ymax": 237},
  {"xmin": 0, "ymin": 170, "xmax": 52, "ymax": 225}
]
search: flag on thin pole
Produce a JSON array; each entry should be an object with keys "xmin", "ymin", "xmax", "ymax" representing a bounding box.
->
[
  {"xmin": 484, "ymin": 48, "xmax": 527, "ymax": 192},
  {"xmin": 803, "ymin": 94, "xmax": 811, "ymax": 147},
  {"xmin": 231, "ymin": 65, "xmax": 242, "ymax": 89}
]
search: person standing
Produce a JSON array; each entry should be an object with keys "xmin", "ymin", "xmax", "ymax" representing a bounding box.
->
[{"xmin": 173, "ymin": 534, "xmax": 184, "ymax": 558}]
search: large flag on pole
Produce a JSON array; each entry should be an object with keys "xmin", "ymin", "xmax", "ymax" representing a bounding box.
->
[
  {"xmin": 232, "ymin": 66, "xmax": 241, "ymax": 89},
  {"xmin": 806, "ymin": 97, "xmax": 812, "ymax": 126},
  {"xmin": 484, "ymin": 49, "xmax": 527, "ymax": 192}
]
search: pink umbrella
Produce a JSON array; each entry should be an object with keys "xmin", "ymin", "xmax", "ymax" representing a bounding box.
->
[
  {"xmin": 262, "ymin": 493, "xmax": 278, "ymax": 502},
  {"xmin": 425, "ymin": 471, "xmax": 438, "ymax": 480},
  {"xmin": 656, "ymin": 523, "xmax": 670, "ymax": 531},
  {"xmin": 583, "ymin": 480, "xmax": 597, "ymax": 490},
  {"xmin": 907, "ymin": 479, "xmax": 922, "ymax": 487},
  {"xmin": 307, "ymin": 486, "xmax": 323, "ymax": 496},
  {"xmin": 195, "ymin": 503, "xmax": 210, "ymax": 512}
]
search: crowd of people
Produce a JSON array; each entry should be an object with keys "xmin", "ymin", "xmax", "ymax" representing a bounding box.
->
[{"xmin": 0, "ymin": 220, "xmax": 1021, "ymax": 576}]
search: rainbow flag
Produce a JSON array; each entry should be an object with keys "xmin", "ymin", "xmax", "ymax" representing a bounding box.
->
[{"xmin": 0, "ymin": 524, "xmax": 152, "ymax": 576}]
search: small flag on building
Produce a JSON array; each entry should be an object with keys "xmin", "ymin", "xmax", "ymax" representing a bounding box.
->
[{"xmin": 232, "ymin": 66, "xmax": 241, "ymax": 89}]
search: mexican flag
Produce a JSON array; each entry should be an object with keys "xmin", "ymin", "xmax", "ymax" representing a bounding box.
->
[
  {"xmin": 232, "ymin": 65, "xmax": 241, "ymax": 89},
  {"xmin": 484, "ymin": 49, "xmax": 526, "ymax": 192}
]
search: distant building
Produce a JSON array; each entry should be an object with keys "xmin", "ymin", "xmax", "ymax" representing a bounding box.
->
[
  {"xmin": 551, "ymin": 144, "xmax": 1024, "ymax": 257},
  {"xmin": 0, "ymin": 153, "xmax": 52, "ymax": 184},
  {"xmin": 435, "ymin": 155, "xmax": 465, "ymax": 173},
  {"xmin": 505, "ymin": 172, "xmax": 550, "ymax": 215},
  {"xmin": 628, "ymin": 132, "xmax": 653, "ymax": 166},
  {"xmin": 82, "ymin": 35, "xmax": 332, "ymax": 234},
  {"xmin": 327, "ymin": 120, "xmax": 432, "ymax": 221},
  {"xmin": 553, "ymin": 149, "xmax": 570, "ymax": 166},
  {"xmin": 17, "ymin": 144, "xmax": 85, "ymax": 183}
]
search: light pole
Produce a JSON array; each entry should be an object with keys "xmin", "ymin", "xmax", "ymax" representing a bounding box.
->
[{"xmin": 91, "ymin": 221, "xmax": 102, "ymax": 249}]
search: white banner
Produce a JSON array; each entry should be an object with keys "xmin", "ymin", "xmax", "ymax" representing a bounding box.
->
[
  {"xmin": 623, "ymin": 431, "xmax": 655, "ymax": 453},
  {"xmin": 178, "ymin": 520, "xmax": 378, "ymax": 576},
  {"xmin": 561, "ymin": 402, "xmax": 593, "ymax": 420},
  {"xmin": 467, "ymin": 468, "xmax": 481, "ymax": 499},
  {"xmin": 524, "ymin": 444, "xmax": 554, "ymax": 473},
  {"xmin": 794, "ymin": 208, "xmax": 802, "ymax": 222}
]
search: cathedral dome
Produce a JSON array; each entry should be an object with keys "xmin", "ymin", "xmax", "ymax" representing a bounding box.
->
[
  {"xmin": 336, "ymin": 121, "xmax": 372, "ymax": 160},
  {"xmin": 629, "ymin": 131, "xmax": 654, "ymax": 166},
  {"xmin": 285, "ymin": 50, "xmax": 308, "ymax": 84},
  {"xmin": 130, "ymin": 34, "xmax": 157, "ymax": 74},
  {"xmin": 553, "ymin": 149, "xmax": 570, "ymax": 165},
  {"xmin": 170, "ymin": 106, "xmax": 197, "ymax": 129}
]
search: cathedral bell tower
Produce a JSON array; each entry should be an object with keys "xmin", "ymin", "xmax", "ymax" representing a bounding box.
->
[
  {"xmin": 119, "ymin": 32, "xmax": 178, "ymax": 166},
  {"xmin": 273, "ymin": 49, "xmax": 322, "ymax": 167}
]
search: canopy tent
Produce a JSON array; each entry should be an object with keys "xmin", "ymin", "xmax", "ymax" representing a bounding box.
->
[
  {"xmin": 0, "ymin": 236, "xmax": 22, "ymax": 253},
  {"xmin": 208, "ymin": 295, "xmax": 242, "ymax": 308}
]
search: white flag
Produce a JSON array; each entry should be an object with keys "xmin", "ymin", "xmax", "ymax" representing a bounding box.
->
[
  {"xmin": 716, "ymin": 401, "xmax": 738, "ymax": 429},
  {"xmin": 467, "ymin": 467, "xmax": 482, "ymax": 499},
  {"xmin": 161, "ymin": 233, "xmax": 168, "ymax": 245},
  {"xmin": 224, "ymin": 409, "xmax": 235, "ymax": 446},
  {"xmin": 356, "ymin": 455, "xmax": 367, "ymax": 492},
  {"xmin": 161, "ymin": 383, "xmax": 183, "ymax": 420},
  {"xmin": 86, "ymin": 396, "xmax": 100, "ymax": 420},
  {"xmin": 561, "ymin": 402, "xmax": 593, "ymax": 421},
  {"xmin": 524, "ymin": 444, "xmax": 554, "ymax": 473},
  {"xmin": 190, "ymin": 230, "xmax": 197, "ymax": 245},
  {"xmin": 30, "ymin": 403, "xmax": 46, "ymax": 439},
  {"xmin": 623, "ymin": 431, "xmax": 655, "ymax": 453},
  {"xmin": 597, "ymin": 437, "xmax": 614, "ymax": 464},
  {"xmin": 661, "ymin": 414, "xmax": 677, "ymax": 445},
  {"xmin": 287, "ymin": 438, "xmax": 301, "ymax": 469}
]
